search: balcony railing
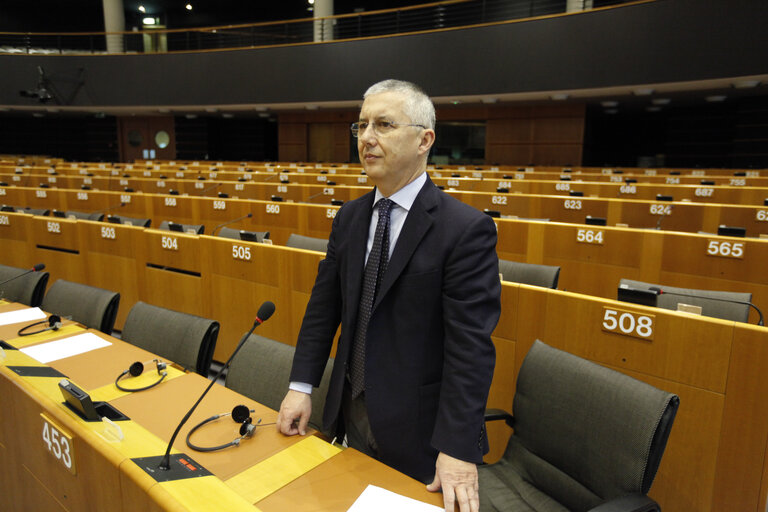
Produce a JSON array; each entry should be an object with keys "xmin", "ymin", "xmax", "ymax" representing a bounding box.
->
[{"xmin": 0, "ymin": 0, "xmax": 647, "ymax": 55}]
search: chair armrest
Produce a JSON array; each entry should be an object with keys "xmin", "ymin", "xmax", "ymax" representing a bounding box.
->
[
  {"xmin": 587, "ymin": 493, "xmax": 660, "ymax": 512},
  {"xmin": 484, "ymin": 408, "xmax": 514, "ymax": 428}
]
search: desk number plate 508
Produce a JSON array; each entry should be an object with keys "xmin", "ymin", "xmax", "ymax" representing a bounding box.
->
[{"xmin": 41, "ymin": 413, "xmax": 76, "ymax": 474}]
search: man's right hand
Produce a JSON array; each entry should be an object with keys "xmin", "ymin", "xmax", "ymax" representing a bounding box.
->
[{"xmin": 276, "ymin": 389, "xmax": 312, "ymax": 436}]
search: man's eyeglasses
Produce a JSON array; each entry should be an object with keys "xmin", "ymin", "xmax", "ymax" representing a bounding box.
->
[{"xmin": 350, "ymin": 120, "xmax": 426, "ymax": 138}]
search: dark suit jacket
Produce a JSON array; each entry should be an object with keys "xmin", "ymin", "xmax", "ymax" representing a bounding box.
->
[{"xmin": 290, "ymin": 176, "xmax": 501, "ymax": 481}]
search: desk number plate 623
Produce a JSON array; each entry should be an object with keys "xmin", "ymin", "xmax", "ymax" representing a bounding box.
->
[{"xmin": 41, "ymin": 413, "xmax": 76, "ymax": 474}]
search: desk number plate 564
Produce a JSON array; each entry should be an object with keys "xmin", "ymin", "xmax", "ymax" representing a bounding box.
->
[{"xmin": 41, "ymin": 413, "xmax": 76, "ymax": 474}]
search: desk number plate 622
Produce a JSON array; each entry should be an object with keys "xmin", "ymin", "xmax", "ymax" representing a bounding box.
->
[{"xmin": 41, "ymin": 413, "xmax": 76, "ymax": 474}]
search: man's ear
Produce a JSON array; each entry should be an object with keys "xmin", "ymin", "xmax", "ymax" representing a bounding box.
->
[{"xmin": 418, "ymin": 129, "xmax": 436, "ymax": 156}]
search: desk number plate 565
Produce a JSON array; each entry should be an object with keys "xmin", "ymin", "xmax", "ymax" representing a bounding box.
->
[{"xmin": 41, "ymin": 413, "xmax": 76, "ymax": 474}]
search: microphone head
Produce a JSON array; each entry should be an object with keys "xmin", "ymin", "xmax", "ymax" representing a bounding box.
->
[
  {"xmin": 255, "ymin": 301, "xmax": 276, "ymax": 324},
  {"xmin": 32, "ymin": 263, "xmax": 45, "ymax": 271}
]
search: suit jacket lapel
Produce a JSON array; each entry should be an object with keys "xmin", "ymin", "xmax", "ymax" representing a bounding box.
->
[
  {"xmin": 346, "ymin": 191, "xmax": 375, "ymax": 313},
  {"xmin": 373, "ymin": 177, "xmax": 438, "ymax": 311}
]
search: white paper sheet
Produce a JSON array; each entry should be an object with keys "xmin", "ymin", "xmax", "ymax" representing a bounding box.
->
[
  {"xmin": 20, "ymin": 332, "xmax": 111, "ymax": 363},
  {"xmin": 346, "ymin": 485, "xmax": 443, "ymax": 512},
  {"xmin": 0, "ymin": 307, "xmax": 46, "ymax": 326}
]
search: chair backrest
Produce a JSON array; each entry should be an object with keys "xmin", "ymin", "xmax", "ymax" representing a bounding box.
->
[
  {"xmin": 498, "ymin": 259, "xmax": 560, "ymax": 289},
  {"xmin": 159, "ymin": 220, "xmax": 204, "ymax": 235},
  {"xmin": 0, "ymin": 264, "xmax": 49, "ymax": 307},
  {"xmin": 508, "ymin": 340, "xmax": 679, "ymax": 509},
  {"xmin": 218, "ymin": 227, "xmax": 270, "ymax": 243},
  {"xmin": 286, "ymin": 233, "xmax": 328, "ymax": 253},
  {"xmin": 64, "ymin": 210, "xmax": 105, "ymax": 222},
  {"xmin": 619, "ymin": 278, "xmax": 752, "ymax": 322},
  {"xmin": 20, "ymin": 207, "xmax": 50, "ymax": 216},
  {"xmin": 41, "ymin": 280, "xmax": 120, "ymax": 334},
  {"xmin": 225, "ymin": 334, "xmax": 333, "ymax": 433},
  {"xmin": 107, "ymin": 215, "xmax": 151, "ymax": 227},
  {"xmin": 121, "ymin": 301, "xmax": 219, "ymax": 376}
]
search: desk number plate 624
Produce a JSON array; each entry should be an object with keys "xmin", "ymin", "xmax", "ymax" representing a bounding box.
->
[{"xmin": 41, "ymin": 413, "xmax": 76, "ymax": 475}]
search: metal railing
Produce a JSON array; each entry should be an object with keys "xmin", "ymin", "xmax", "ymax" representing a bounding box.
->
[{"xmin": 0, "ymin": 0, "xmax": 645, "ymax": 55}]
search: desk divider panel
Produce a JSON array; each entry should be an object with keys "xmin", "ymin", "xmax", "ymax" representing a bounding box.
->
[
  {"xmin": 30, "ymin": 215, "xmax": 86, "ymax": 285},
  {"xmin": 0, "ymin": 211, "xmax": 32, "ymax": 267}
]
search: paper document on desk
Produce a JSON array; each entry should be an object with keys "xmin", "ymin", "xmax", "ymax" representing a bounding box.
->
[
  {"xmin": 0, "ymin": 307, "xmax": 46, "ymax": 326},
  {"xmin": 20, "ymin": 332, "xmax": 111, "ymax": 363},
  {"xmin": 347, "ymin": 485, "xmax": 443, "ymax": 512}
]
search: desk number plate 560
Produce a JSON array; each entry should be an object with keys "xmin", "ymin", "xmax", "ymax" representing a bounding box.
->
[{"xmin": 41, "ymin": 413, "xmax": 76, "ymax": 474}]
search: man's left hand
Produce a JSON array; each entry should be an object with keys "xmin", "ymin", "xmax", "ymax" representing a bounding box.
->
[{"xmin": 426, "ymin": 452, "xmax": 479, "ymax": 512}]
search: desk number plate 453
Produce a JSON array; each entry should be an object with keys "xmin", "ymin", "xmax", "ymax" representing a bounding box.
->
[{"xmin": 41, "ymin": 413, "xmax": 76, "ymax": 475}]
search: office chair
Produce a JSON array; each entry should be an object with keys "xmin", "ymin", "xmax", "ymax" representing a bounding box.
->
[
  {"xmin": 225, "ymin": 333, "xmax": 333, "ymax": 435},
  {"xmin": 106, "ymin": 214, "xmax": 151, "ymax": 227},
  {"xmin": 41, "ymin": 280, "xmax": 120, "ymax": 334},
  {"xmin": 64, "ymin": 210, "xmax": 105, "ymax": 221},
  {"xmin": 18, "ymin": 207, "xmax": 51, "ymax": 216},
  {"xmin": 159, "ymin": 220, "xmax": 205, "ymax": 235},
  {"xmin": 498, "ymin": 260, "xmax": 560, "ymax": 289},
  {"xmin": 121, "ymin": 302, "xmax": 219, "ymax": 376},
  {"xmin": 286, "ymin": 233, "xmax": 328, "ymax": 253},
  {"xmin": 0, "ymin": 263, "xmax": 49, "ymax": 307},
  {"xmin": 480, "ymin": 340, "xmax": 679, "ymax": 512},
  {"xmin": 217, "ymin": 227, "xmax": 270, "ymax": 243},
  {"xmin": 618, "ymin": 278, "xmax": 753, "ymax": 323}
]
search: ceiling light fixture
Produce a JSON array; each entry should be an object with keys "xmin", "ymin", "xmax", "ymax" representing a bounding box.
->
[
  {"xmin": 633, "ymin": 88, "xmax": 654, "ymax": 96},
  {"xmin": 705, "ymin": 95, "xmax": 727, "ymax": 102},
  {"xmin": 646, "ymin": 106, "xmax": 662, "ymax": 112},
  {"xmin": 138, "ymin": 5, "xmax": 146, "ymax": 13},
  {"xmin": 601, "ymin": 101, "xmax": 618, "ymax": 108},
  {"xmin": 142, "ymin": 17, "xmax": 156, "ymax": 25},
  {"xmin": 652, "ymin": 98, "xmax": 671, "ymax": 105},
  {"xmin": 185, "ymin": 3, "xmax": 193, "ymax": 10},
  {"xmin": 551, "ymin": 93, "xmax": 569, "ymax": 101},
  {"xmin": 481, "ymin": 97, "xmax": 497, "ymax": 104}
]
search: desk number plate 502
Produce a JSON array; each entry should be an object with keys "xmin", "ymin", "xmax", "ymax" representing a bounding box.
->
[{"xmin": 41, "ymin": 413, "xmax": 76, "ymax": 475}]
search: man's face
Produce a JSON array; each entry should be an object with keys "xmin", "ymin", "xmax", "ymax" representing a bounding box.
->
[{"xmin": 357, "ymin": 91, "xmax": 433, "ymax": 195}]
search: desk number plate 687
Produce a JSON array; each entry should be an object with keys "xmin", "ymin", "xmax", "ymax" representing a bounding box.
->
[{"xmin": 41, "ymin": 413, "xmax": 76, "ymax": 474}]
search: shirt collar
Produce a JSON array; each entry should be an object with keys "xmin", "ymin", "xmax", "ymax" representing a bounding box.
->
[{"xmin": 373, "ymin": 172, "xmax": 426, "ymax": 212}]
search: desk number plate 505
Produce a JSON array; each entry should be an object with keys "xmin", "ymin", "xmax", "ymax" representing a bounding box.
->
[{"xmin": 41, "ymin": 413, "xmax": 76, "ymax": 475}]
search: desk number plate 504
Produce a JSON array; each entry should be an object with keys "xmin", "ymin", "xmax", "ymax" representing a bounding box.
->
[{"xmin": 41, "ymin": 413, "xmax": 76, "ymax": 475}]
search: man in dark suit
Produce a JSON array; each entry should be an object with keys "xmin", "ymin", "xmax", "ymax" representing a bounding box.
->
[{"xmin": 277, "ymin": 79, "xmax": 501, "ymax": 512}]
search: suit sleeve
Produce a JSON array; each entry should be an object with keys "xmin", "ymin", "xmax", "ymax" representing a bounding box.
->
[
  {"xmin": 289, "ymin": 207, "xmax": 345, "ymax": 387},
  {"xmin": 432, "ymin": 212, "xmax": 501, "ymax": 464}
]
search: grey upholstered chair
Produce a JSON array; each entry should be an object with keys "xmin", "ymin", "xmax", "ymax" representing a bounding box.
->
[
  {"xmin": 106, "ymin": 214, "xmax": 152, "ymax": 227},
  {"xmin": 64, "ymin": 210, "xmax": 105, "ymax": 221},
  {"xmin": 480, "ymin": 340, "xmax": 679, "ymax": 512},
  {"xmin": 618, "ymin": 278, "xmax": 753, "ymax": 323},
  {"xmin": 225, "ymin": 333, "xmax": 333, "ymax": 434},
  {"xmin": 121, "ymin": 302, "xmax": 219, "ymax": 376},
  {"xmin": 218, "ymin": 227, "xmax": 270, "ymax": 243},
  {"xmin": 159, "ymin": 220, "xmax": 204, "ymax": 235},
  {"xmin": 286, "ymin": 233, "xmax": 328, "ymax": 253},
  {"xmin": 0, "ymin": 263, "xmax": 49, "ymax": 307},
  {"xmin": 18, "ymin": 207, "xmax": 50, "ymax": 216},
  {"xmin": 41, "ymin": 280, "xmax": 120, "ymax": 334},
  {"xmin": 498, "ymin": 260, "xmax": 560, "ymax": 289}
]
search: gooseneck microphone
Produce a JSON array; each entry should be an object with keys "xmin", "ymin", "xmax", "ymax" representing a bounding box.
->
[
  {"xmin": 649, "ymin": 286, "xmax": 764, "ymax": 326},
  {"xmin": 157, "ymin": 301, "xmax": 276, "ymax": 470},
  {"xmin": 212, "ymin": 212, "xmax": 253, "ymax": 236},
  {"xmin": 0, "ymin": 263, "xmax": 45, "ymax": 287}
]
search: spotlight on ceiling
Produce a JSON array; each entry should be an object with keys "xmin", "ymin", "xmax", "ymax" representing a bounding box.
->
[
  {"xmin": 185, "ymin": 3, "xmax": 193, "ymax": 10},
  {"xmin": 138, "ymin": 5, "xmax": 146, "ymax": 13}
]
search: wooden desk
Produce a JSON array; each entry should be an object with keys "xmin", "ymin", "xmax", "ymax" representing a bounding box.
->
[{"xmin": 0, "ymin": 304, "xmax": 442, "ymax": 512}]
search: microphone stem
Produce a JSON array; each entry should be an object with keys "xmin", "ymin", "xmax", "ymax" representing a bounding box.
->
[{"xmin": 158, "ymin": 319, "xmax": 262, "ymax": 470}]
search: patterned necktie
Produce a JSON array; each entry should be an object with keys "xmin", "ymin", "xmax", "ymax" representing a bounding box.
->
[{"xmin": 349, "ymin": 198, "xmax": 394, "ymax": 399}]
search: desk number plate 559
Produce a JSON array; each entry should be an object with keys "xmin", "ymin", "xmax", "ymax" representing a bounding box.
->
[{"xmin": 41, "ymin": 413, "xmax": 76, "ymax": 474}]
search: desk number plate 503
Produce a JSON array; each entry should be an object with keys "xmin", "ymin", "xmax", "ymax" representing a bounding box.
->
[{"xmin": 41, "ymin": 413, "xmax": 76, "ymax": 475}]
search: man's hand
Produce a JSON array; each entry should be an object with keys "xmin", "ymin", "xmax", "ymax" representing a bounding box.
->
[
  {"xmin": 276, "ymin": 390, "xmax": 312, "ymax": 436},
  {"xmin": 426, "ymin": 452, "xmax": 479, "ymax": 512}
]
